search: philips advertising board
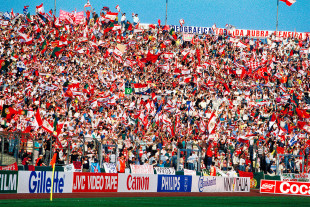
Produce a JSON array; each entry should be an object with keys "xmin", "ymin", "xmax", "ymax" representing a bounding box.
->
[
  {"xmin": 17, "ymin": 171, "xmax": 73, "ymax": 193},
  {"xmin": 118, "ymin": 174, "xmax": 157, "ymax": 192},
  {"xmin": 157, "ymin": 175, "xmax": 192, "ymax": 192}
]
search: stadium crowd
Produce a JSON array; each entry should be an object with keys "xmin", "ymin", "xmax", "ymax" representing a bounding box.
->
[{"xmin": 0, "ymin": 4, "xmax": 310, "ymax": 175}]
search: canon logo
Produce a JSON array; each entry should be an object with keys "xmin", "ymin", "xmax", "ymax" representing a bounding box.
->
[
  {"xmin": 280, "ymin": 182, "xmax": 310, "ymax": 195},
  {"xmin": 261, "ymin": 184, "xmax": 275, "ymax": 190},
  {"xmin": 127, "ymin": 175, "xmax": 149, "ymax": 191}
]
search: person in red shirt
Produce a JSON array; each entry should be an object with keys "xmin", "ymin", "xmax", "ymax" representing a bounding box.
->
[
  {"xmin": 117, "ymin": 155, "xmax": 126, "ymax": 173},
  {"xmin": 210, "ymin": 162, "xmax": 216, "ymax": 176}
]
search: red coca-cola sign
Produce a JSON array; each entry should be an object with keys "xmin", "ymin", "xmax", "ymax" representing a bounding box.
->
[{"xmin": 260, "ymin": 179, "xmax": 310, "ymax": 196}]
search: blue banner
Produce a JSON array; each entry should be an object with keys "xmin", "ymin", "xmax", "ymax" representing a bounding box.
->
[
  {"xmin": 90, "ymin": 163, "xmax": 101, "ymax": 173},
  {"xmin": 157, "ymin": 175, "xmax": 192, "ymax": 192}
]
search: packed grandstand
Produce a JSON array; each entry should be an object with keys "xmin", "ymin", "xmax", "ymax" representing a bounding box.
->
[{"xmin": 0, "ymin": 3, "xmax": 310, "ymax": 178}]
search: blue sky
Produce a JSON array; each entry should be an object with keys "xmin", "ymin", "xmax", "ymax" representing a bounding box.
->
[{"xmin": 1, "ymin": 0, "xmax": 309, "ymax": 32}]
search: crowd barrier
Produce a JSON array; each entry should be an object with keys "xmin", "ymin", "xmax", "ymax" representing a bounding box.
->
[{"xmin": 0, "ymin": 170, "xmax": 250, "ymax": 194}]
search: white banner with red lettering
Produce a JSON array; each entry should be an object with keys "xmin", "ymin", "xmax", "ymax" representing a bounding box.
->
[
  {"xmin": 118, "ymin": 174, "xmax": 157, "ymax": 192},
  {"xmin": 260, "ymin": 179, "xmax": 310, "ymax": 196},
  {"xmin": 130, "ymin": 164, "xmax": 154, "ymax": 174},
  {"xmin": 59, "ymin": 10, "xmax": 84, "ymax": 24},
  {"xmin": 184, "ymin": 169, "xmax": 196, "ymax": 176},
  {"xmin": 170, "ymin": 25, "xmax": 309, "ymax": 39}
]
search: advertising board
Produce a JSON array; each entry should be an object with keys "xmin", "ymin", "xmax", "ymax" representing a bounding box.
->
[
  {"xmin": 157, "ymin": 175, "xmax": 192, "ymax": 192},
  {"xmin": 260, "ymin": 180, "xmax": 310, "ymax": 196},
  {"xmin": 72, "ymin": 172, "xmax": 118, "ymax": 192},
  {"xmin": 118, "ymin": 174, "xmax": 157, "ymax": 192},
  {"xmin": 17, "ymin": 171, "xmax": 73, "ymax": 193},
  {"xmin": 0, "ymin": 171, "xmax": 18, "ymax": 193}
]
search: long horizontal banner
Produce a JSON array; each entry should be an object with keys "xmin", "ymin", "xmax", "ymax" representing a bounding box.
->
[
  {"xmin": 281, "ymin": 173, "xmax": 310, "ymax": 182},
  {"xmin": 260, "ymin": 179, "xmax": 310, "ymax": 196},
  {"xmin": 12, "ymin": 170, "xmax": 253, "ymax": 194},
  {"xmin": 170, "ymin": 25, "xmax": 309, "ymax": 39}
]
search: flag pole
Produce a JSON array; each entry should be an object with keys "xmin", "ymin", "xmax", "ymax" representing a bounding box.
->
[
  {"xmin": 165, "ymin": 0, "xmax": 168, "ymax": 25},
  {"xmin": 54, "ymin": 0, "xmax": 56, "ymax": 18},
  {"xmin": 50, "ymin": 163, "xmax": 55, "ymax": 201},
  {"xmin": 276, "ymin": 0, "xmax": 279, "ymax": 32}
]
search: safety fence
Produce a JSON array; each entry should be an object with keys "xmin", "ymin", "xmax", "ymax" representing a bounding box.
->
[{"xmin": 0, "ymin": 170, "xmax": 250, "ymax": 194}]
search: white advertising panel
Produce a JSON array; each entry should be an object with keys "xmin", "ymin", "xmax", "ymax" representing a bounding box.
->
[
  {"xmin": 17, "ymin": 171, "xmax": 73, "ymax": 193},
  {"xmin": 118, "ymin": 174, "xmax": 158, "ymax": 192},
  {"xmin": 191, "ymin": 176, "xmax": 250, "ymax": 193}
]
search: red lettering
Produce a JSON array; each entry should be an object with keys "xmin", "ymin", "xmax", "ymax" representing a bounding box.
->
[
  {"xmin": 283, "ymin": 32, "xmax": 287, "ymax": 38},
  {"xmin": 240, "ymin": 30, "xmax": 244, "ymax": 36},
  {"xmin": 261, "ymin": 31, "xmax": 264, "ymax": 37},
  {"xmin": 265, "ymin": 31, "xmax": 269, "ymax": 37},
  {"xmin": 279, "ymin": 31, "xmax": 282, "ymax": 37},
  {"xmin": 256, "ymin": 30, "xmax": 260, "ymax": 37},
  {"xmin": 247, "ymin": 30, "xmax": 251, "ymax": 36},
  {"xmin": 236, "ymin": 30, "xmax": 239, "ymax": 36}
]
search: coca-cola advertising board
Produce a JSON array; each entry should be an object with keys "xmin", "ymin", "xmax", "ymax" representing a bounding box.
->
[{"xmin": 260, "ymin": 179, "xmax": 310, "ymax": 196}]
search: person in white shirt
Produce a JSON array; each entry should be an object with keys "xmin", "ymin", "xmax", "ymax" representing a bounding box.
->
[
  {"xmin": 132, "ymin": 13, "xmax": 139, "ymax": 26},
  {"xmin": 121, "ymin": 13, "xmax": 126, "ymax": 28}
]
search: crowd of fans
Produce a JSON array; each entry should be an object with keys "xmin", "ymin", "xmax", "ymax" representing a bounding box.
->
[{"xmin": 0, "ymin": 5, "xmax": 310, "ymax": 175}]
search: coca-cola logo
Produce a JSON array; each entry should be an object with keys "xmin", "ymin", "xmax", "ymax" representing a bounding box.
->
[
  {"xmin": 261, "ymin": 184, "xmax": 275, "ymax": 190},
  {"xmin": 279, "ymin": 182, "xmax": 310, "ymax": 195}
]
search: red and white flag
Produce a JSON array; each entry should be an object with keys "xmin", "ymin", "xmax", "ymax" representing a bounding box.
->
[
  {"xmin": 105, "ymin": 12, "xmax": 118, "ymax": 21},
  {"xmin": 35, "ymin": 108, "xmax": 43, "ymax": 127},
  {"xmin": 237, "ymin": 41, "xmax": 247, "ymax": 48},
  {"xmin": 115, "ymin": 5, "xmax": 121, "ymax": 12},
  {"xmin": 208, "ymin": 112, "xmax": 217, "ymax": 134},
  {"xmin": 280, "ymin": 0, "xmax": 296, "ymax": 6},
  {"xmin": 179, "ymin": 19, "xmax": 185, "ymax": 27},
  {"xmin": 36, "ymin": 3, "xmax": 45, "ymax": 14}
]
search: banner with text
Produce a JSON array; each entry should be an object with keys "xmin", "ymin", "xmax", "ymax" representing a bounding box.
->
[
  {"xmin": 0, "ymin": 162, "xmax": 18, "ymax": 171},
  {"xmin": 0, "ymin": 171, "xmax": 18, "ymax": 193},
  {"xmin": 191, "ymin": 176, "xmax": 250, "ymax": 193},
  {"xmin": 170, "ymin": 25, "xmax": 309, "ymax": 39},
  {"xmin": 130, "ymin": 165, "xmax": 154, "ymax": 174},
  {"xmin": 72, "ymin": 172, "xmax": 118, "ymax": 192},
  {"xmin": 118, "ymin": 174, "xmax": 157, "ymax": 192},
  {"xmin": 157, "ymin": 175, "xmax": 192, "ymax": 192},
  {"xmin": 260, "ymin": 180, "xmax": 310, "ymax": 196},
  {"xmin": 154, "ymin": 167, "xmax": 175, "ymax": 175},
  {"xmin": 281, "ymin": 173, "xmax": 310, "ymax": 182},
  {"xmin": 17, "ymin": 171, "xmax": 73, "ymax": 193}
]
